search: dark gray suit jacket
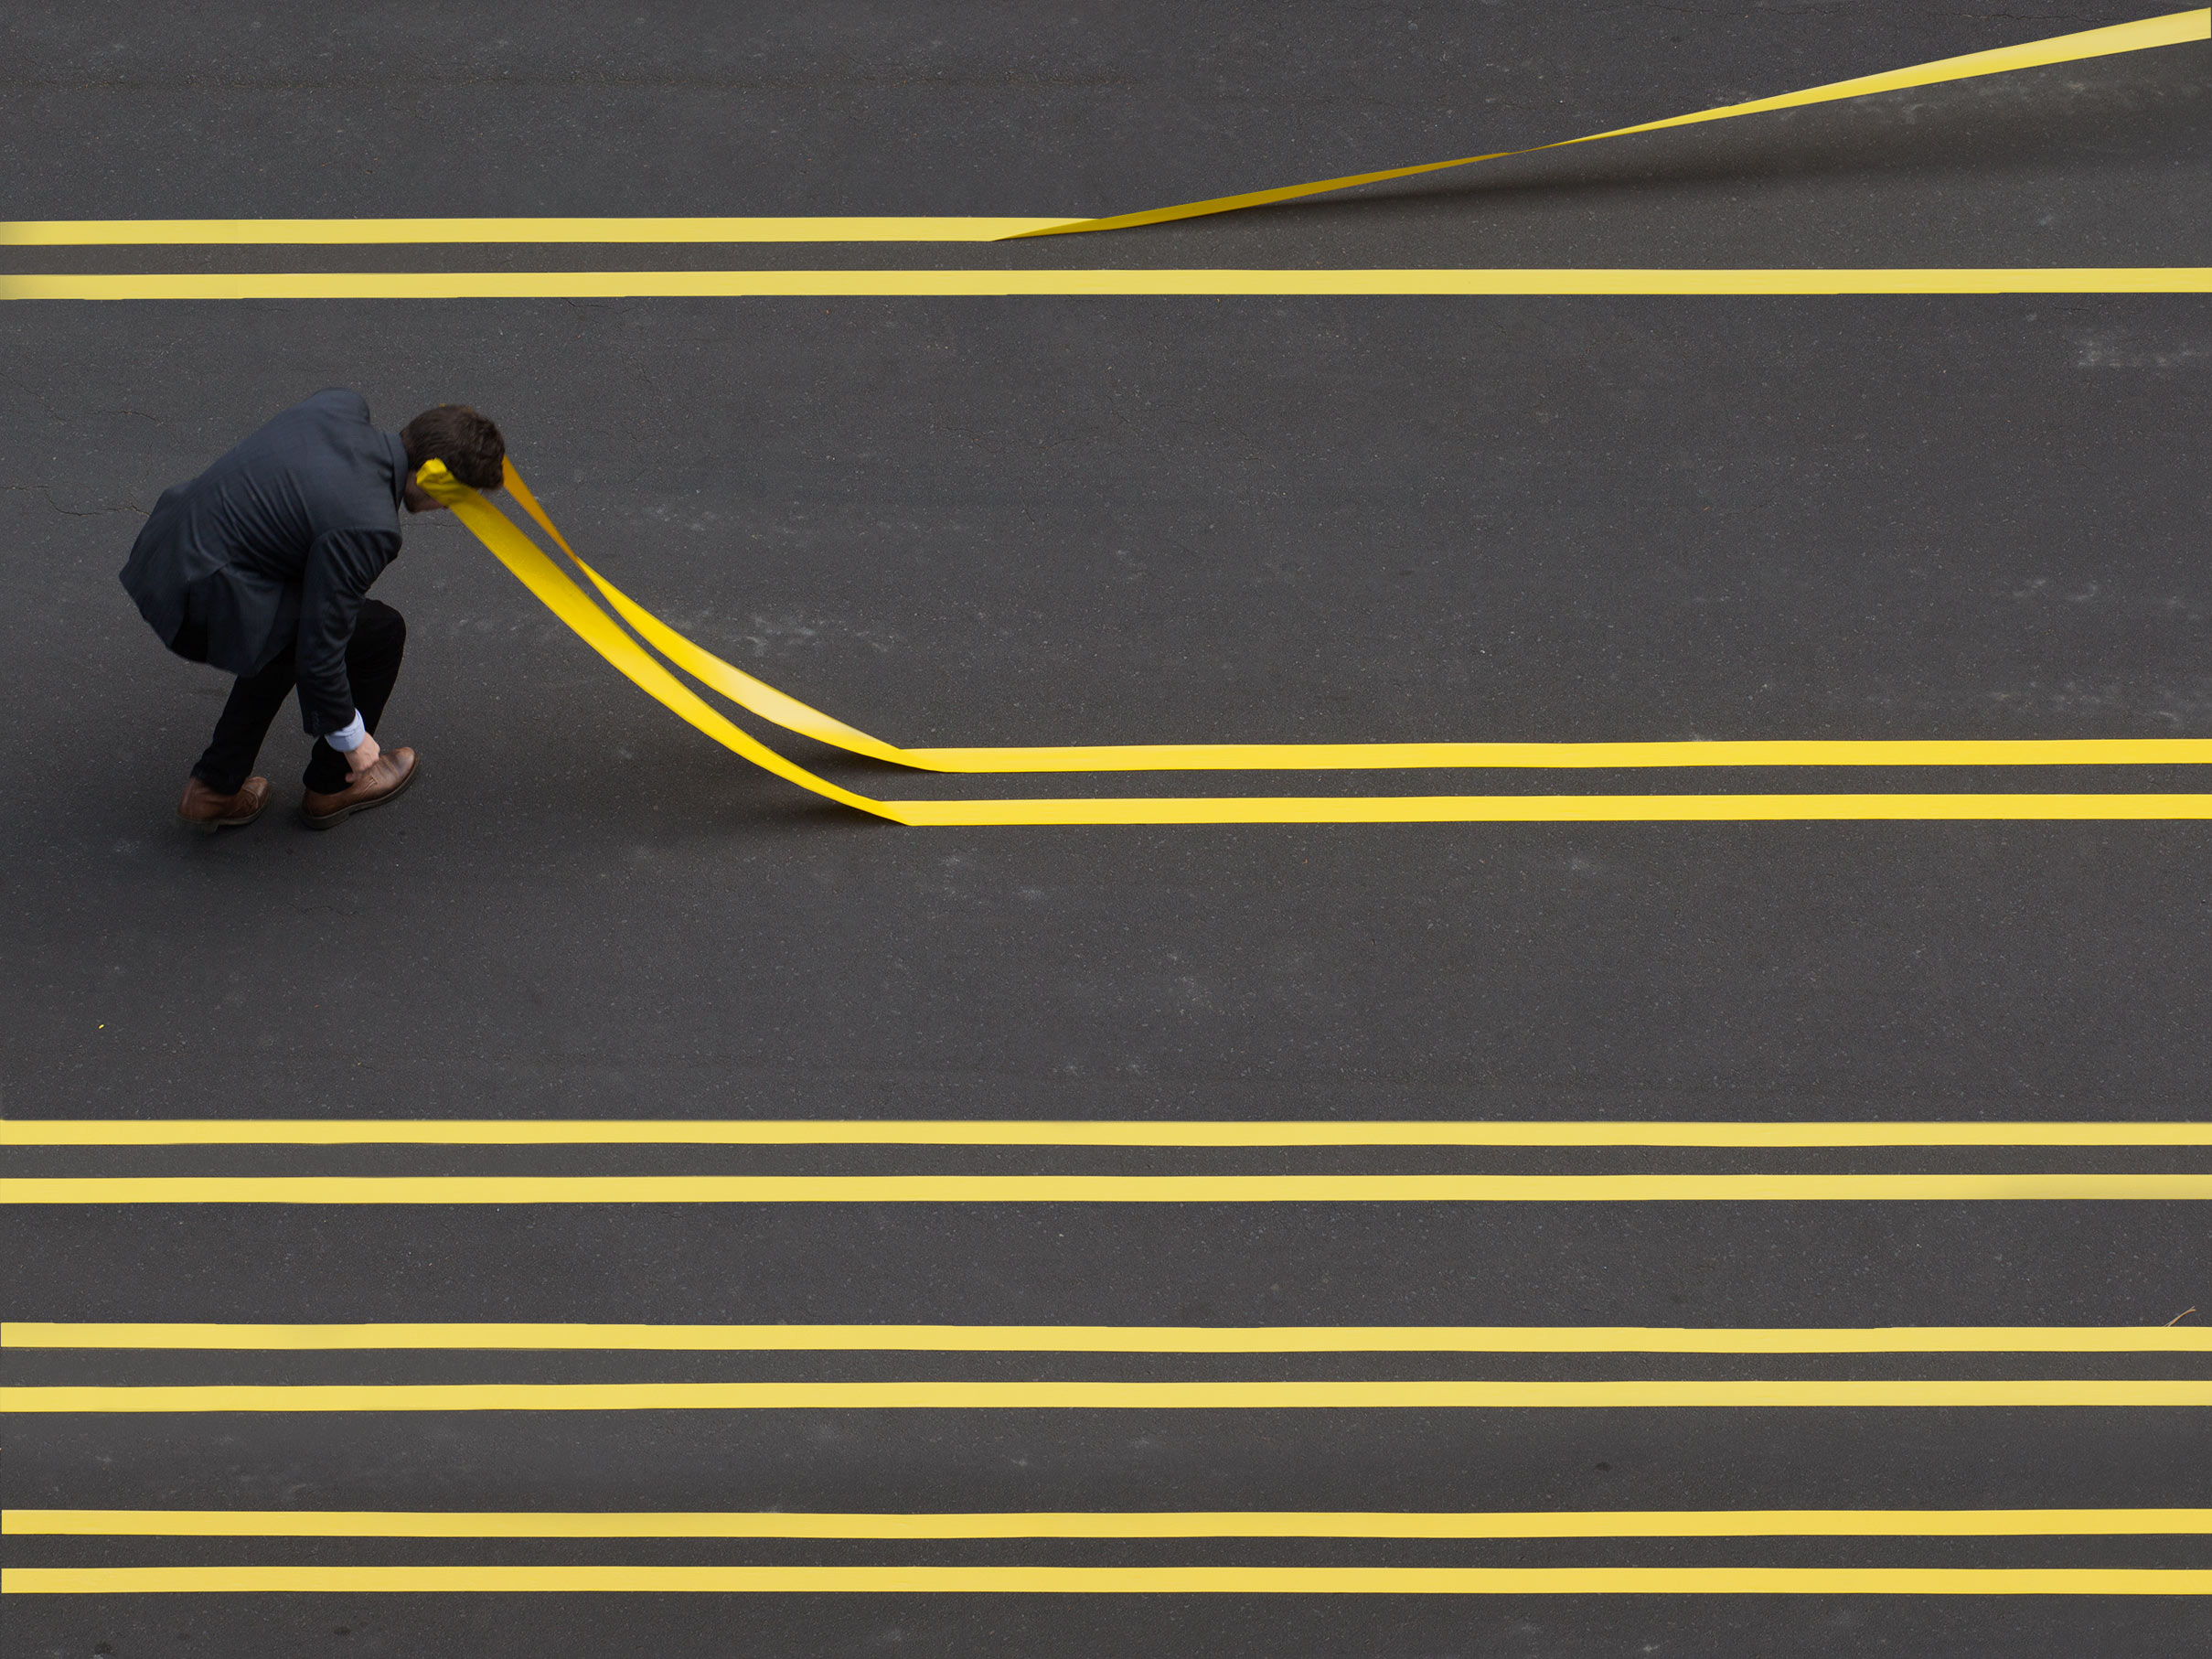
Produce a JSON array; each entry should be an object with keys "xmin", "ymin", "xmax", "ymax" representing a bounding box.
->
[{"xmin": 121, "ymin": 389, "xmax": 410, "ymax": 736}]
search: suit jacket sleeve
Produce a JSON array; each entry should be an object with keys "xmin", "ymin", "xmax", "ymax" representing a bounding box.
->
[{"xmin": 294, "ymin": 528, "xmax": 401, "ymax": 735}]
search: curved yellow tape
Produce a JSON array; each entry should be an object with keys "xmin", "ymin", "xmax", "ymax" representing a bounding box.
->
[
  {"xmin": 1011, "ymin": 9, "xmax": 2212, "ymax": 238},
  {"xmin": 503, "ymin": 466, "xmax": 2212, "ymax": 777},
  {"xmin": 425, "ymin": 463, "xmax": 2212, "ymax": 823}
]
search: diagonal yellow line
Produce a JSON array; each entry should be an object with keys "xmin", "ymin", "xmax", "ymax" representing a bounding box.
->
[{"xmin": 1015, "ymin": 10, "xmax": 2212, "ymax": 237}]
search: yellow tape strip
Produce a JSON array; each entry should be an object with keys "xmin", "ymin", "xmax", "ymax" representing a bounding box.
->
[
  {"xmin": 8, "ymin": 1118, "xmax": 2212, "ymax": 1147},
  {"xmin": 7, "ymin": 1380, "xmax": 2207, "ymax": 1412},
  {"xmin": 5, "ymin": 269, "xmax": 2207, "ymax": 302},
  {"xmin": 10, "ymin": 1508, "xmax": 2205, "ymax": 1538},
  {"xmin": 1016, "ymin": 10, "xmax": 2212, "ymax": 237},
  {"xmin": 7, "ymin": 1565, "xmax": 2209, "ymax": 1594},
  {"xmin": 6, "ymin": 15, "xmax": 2196, "ymax": 258},
  {"xmin": 0, "ymin": 218, "xmax": 1081, "ymax": 246},
  {"xmin": 422, "ymin": 466, "xmax": 2212, "ymax": 824},
  {"xmin": 508, "ymin": 465, "xmax": 2212, "ymax": 779},
  {"xmin": 8, "ymin": 1323, "xmax": 2207, "ymax": 1353},
  {"xmin": 7, "ymin": 1173, "xmax": 2211, "ymax": 1204}
]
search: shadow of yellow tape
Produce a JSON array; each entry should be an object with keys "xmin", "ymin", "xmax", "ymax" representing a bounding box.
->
[{"xmin": 415, "ymin": 463, "xmax": 2212, "ymax": 825}]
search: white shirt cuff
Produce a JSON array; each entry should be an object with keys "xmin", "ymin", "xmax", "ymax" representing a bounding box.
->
[{"xmin": 325, "ymin": 712, "xmax": 367, "ymax": 752}]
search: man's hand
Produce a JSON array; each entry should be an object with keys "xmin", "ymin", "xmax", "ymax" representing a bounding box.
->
[{"xmin": 346, "ymin": 732, "xmax": 382, "ymax": 782}]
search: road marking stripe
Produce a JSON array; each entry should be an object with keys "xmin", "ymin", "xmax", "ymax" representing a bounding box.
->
[
  {"xmin": 9, "ymin": 1120, "xmax": 2206, "ymax": 1148},
  {"xmin": 6, "ymin": 1565, "xmax": 2207, "ymax": 1594},
  {"xmin": 0, "ymin": 218, "xmax": 1080, "ymax": 245},
  {"xmin": 10, "ymin": 1508, "xmax": 2207, "ymax": 1538},
  {"xmin": 11, "ymin": 1323, "xmax": 2203, "ymax": 1353},
  {"xmin": 7, "ymin": 1381, "xmax": 2207, "ymax": 1412},
  {"xmin": 6, "ymin": 1174, "xmax": 2210, "ymax": 1204},
  {"xmin": 5, "ymin": 270, "xmax": 2208, "ymax": 303},
  {"xmin": 8, "ymin": 270, "xmax": 2203, "ymax": 303}
]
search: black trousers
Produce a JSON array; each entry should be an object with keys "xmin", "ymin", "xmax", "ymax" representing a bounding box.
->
[{"xmin": 191, "ymin": 599, "xmax": 406, "ymax": 795}]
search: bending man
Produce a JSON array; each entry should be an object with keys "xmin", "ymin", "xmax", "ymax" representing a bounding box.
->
[{"xmin": 122, "ymin": 391, "xmax": 505, "ymax": 831}]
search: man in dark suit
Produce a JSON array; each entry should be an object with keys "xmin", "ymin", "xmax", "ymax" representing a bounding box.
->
[{"xmin": 122, "ymin": 391, "xmax": 505, "ymax": 831}]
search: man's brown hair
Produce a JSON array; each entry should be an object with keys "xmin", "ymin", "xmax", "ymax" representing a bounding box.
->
[{"xmin": 401, "ymin": 405, "xmax": 506, "ymax": 490}]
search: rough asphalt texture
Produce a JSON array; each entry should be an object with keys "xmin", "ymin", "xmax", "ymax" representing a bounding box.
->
[{"xmin": 3, "ymin": 3, "xmax": 2208, "ymax": 1654}]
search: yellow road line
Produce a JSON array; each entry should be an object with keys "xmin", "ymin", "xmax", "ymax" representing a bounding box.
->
[
  {"xmin": 7, "ymin": 1380, "xmax": 2207, "ymax": 1412},
  {"xmin": 6, "ymin": 1173, "xmax": 2209, "ymax": 1204},
  {"xmin": 879, "ymin": 794, "xmax": 2212, "ymax": 825},
  {"xmin": 10, "ymin": 1508, "xmax": 2207, "ymax": 1538},
  {"xmin": 7, "ymin": 1119, "xmax": 2207, "ymax": 1147},
  {"xmin": 10, "ymin": 1323, "xmax": 2204, "ymax": 1354},
  {"xmin": 6, "ymin": 1565, "xmax": 2206, "ymax": 1594},
  {"xmin": 817, "ymin": 739, "xmax": 2212, "ymax": 772},
  {"xmin": 0, "ymin": 218, "xmax": 1080, "ymax": 246},
  {"xmin": 4, "ymin": 270, "xmax": 2207, "ymax": 302}
]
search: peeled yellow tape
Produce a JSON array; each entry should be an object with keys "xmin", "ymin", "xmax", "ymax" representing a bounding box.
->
[
  {"xmin": 0, "ymin": 8, "xmax": 2203, "ymax": 266},
  {"xmin": 1017, "ymin": 9, "xmax": 2212, "ymax": 238},
  {"xmin": 391, "ymin": 8, "xmax": 2212, "ymax": 827},
  {"xmin": 418, "ymin": 463, "xmax": 2212, "ymax": 826},
  {"xmin": 4, "ymin": 12, "xmax": 2202, "ymax": 254}
]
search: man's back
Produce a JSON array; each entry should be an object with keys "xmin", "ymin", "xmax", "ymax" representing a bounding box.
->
[{"xmin": 121, "ymin": 389, "xmax": 408, "ymax": 677}]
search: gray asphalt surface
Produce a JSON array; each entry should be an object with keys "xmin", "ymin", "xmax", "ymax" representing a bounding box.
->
[{"xmin": 4, "ymin": 3, "xmax": 2209, "ymax": 1654}]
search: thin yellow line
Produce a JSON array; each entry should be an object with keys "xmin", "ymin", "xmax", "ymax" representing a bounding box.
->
[
  {"xmin": 9, "ymin": 1323, "xmax": 2204, "ymax": 1354},
  {"xmin": 5, "ymin": 1173, "xmax": 2209, "ymax": 1204},
  {"xmin": 0, "ymin": 218, "xmax": 1082, "ymax": 246},
  {"xmin": 2, "ymin": 270, "xmax": 2206, "ymax": 302},
  {"xmin": 9, "ymin": 1508, "xmax": 2207, "ymax": 1538},
  {"xmin": 889, "ymin": 738, "xmax": 2212, "ymax": 771},
  {"xmin": 882, "ymin": 793, "xmax": 2212, "ymax": 825},
  {"xmin": 6, "ymin": 1565, "xmax": 2207, "ymax": 1594},
  {"xmin": 5, "ymin": 1380, "xmax": 2207, "ymax": 1412},
  {"xmin": 5, "ymin": 1119, "xmax": 2205, "ymax": 1147}
]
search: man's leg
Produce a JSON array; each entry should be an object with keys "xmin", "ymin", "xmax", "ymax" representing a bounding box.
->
[
  {"xmin": 191, "ymin": 648, "xmax": 296, "ymax": 796},
  {"xmin": 301, "ymin": 600, "xmax": 407, "ymax": 793}
]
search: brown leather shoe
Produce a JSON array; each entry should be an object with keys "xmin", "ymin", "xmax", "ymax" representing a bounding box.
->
[
  {"xmin": 301, "ymin": 746, "xmax": 419, "ymax": 830},
  {"xmin": 178, "ymin": 775, "xmax": 270, "ymax": 833}
]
